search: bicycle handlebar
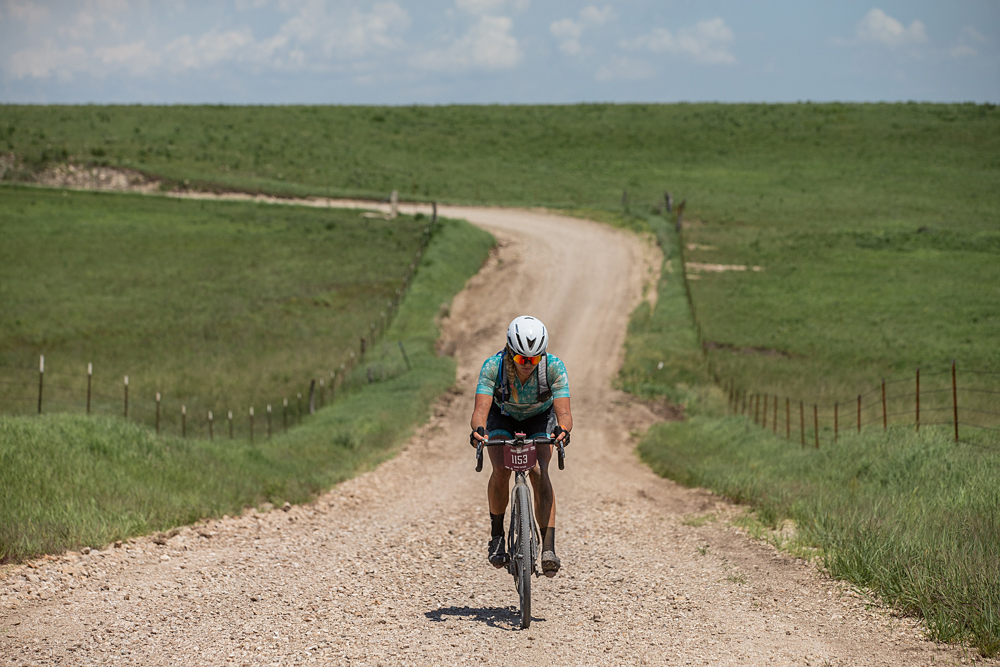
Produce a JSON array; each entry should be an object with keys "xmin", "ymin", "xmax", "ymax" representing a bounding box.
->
[{"xmin": 474, "ymin": 431, "xmax": 567, "ymax": 472}]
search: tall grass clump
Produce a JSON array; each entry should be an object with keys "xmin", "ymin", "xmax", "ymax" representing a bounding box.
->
[
  {"xmin": 0, "ymin": 214, "xmax": 495, "ymax": 563},
  {"xmin": 638, "ymin": 419, "xmax": 1000, "ymax": 656}
]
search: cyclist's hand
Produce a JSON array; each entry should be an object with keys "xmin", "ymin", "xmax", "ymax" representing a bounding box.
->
[
  {"xmin": 470, "ymin": 426, "xmax": 487, "ymax": 447},
  {"xmin": 553, "ymin": 424, "xmax": 570, "ymax": 445}
]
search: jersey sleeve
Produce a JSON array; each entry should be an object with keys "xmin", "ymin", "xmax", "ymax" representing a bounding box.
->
[
  {"xmin": 476, "ymin": 356, "xmax": 501, "ymax": 395},
  {"xmin": 546, "ymin": 354, "xmax": 570, "ymax": 399}
]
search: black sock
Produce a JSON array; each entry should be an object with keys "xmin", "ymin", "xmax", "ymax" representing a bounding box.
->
[
  {"xmin": 542, "ymin": 527, "xmax": 555, "ymax": 552},
  {"xmin": 490, "ymin": 513, "xmax": 505, "ymax": 537}
]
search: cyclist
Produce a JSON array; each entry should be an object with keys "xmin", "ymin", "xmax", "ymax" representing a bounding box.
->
[{"xmin": 470, "ymin": 315, "xmax": 572, "ymax": 577}]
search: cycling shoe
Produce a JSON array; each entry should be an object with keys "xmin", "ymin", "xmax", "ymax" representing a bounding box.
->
[
  {"xmin": 541, "ymin": 550, "xmax": 561, "ymax": 577},
  {"xmin": 488, "ymin": 535, "xmax": 509, "ymax": 568}
]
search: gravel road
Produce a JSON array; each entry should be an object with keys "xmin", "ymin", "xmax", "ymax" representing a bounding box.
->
[{"xmin": 1, "ymin": 201, "xmax": 987, "ymax": 666}]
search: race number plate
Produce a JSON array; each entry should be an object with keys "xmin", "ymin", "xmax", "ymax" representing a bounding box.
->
[{"xmin": 504, "ymin": 444, "xmax": 537, "ymax": 471}]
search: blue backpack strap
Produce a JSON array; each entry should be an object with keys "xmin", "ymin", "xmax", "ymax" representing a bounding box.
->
[{"xmin": 492, "ymin": 350, "xmax": 510, "ymax": 415}]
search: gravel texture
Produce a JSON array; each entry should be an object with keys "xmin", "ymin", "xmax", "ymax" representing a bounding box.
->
[{"xmin": 1, "ymin": 201, "xmax": 992, "ymax": 666}]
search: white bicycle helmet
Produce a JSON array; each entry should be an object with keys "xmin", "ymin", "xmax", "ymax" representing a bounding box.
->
[{"xmin": 506, "ymin": 315, "xmax": 548, "ymax": 357}]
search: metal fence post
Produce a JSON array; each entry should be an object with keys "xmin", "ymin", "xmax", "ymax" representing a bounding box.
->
[
  {"xmin": 86, "ymin": 362, "xmax": 92, "ymax": 415},
  {"xmin": 915, "ymin": 367, "xmax": 920, "ymax": 432},
  {"xmin": 37, "ymin": 355, "xmax": 44, "ymax": 414}
]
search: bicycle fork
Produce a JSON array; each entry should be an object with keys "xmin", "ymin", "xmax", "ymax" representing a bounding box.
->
[{"xmin": 507, "ymin": 472, "xmax": 541, "ymax": 578}]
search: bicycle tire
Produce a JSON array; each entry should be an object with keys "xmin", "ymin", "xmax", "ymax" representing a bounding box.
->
[{"xmin": 513, "ymin": 483, "xmax": 532, "ymax": 629}]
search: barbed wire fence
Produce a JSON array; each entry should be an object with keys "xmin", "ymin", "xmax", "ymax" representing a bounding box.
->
[
  {"xmin": 665, "ymin": 198, "xmax": 999, "ymax": 449},
  {"xmin": 0, "ymin": 207, "xmax": 441, "ymax": 441}
]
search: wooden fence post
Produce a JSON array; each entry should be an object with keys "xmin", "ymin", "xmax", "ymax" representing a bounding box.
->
[
  {"xmin": 857, "ymin": 394, "xmax": 862, "ymax": 433},
  {"xmin": 228, "ymin": 410, "xmax": 233, "ymax": 439},
  {"xmin": 881, "ymin": 379, "xmax": 887, "ymax": 431},
  {"xmin": 249, "ymin": 407, "xmax": 254, "ymax": 443},
  {"xmin": 432, "ymin": 201, "xmax": 437, "ymax": 224},
  {"xmin": 208, "ymin": 411, "xmax": 214, "ymax": 440},
  {"xmin": 773, "ymin": 395, "xmax": 778, "ymax": 434},
  {"xmin": 297, "ymin": 393, "xmax": 302, "ymax": 425},
  {"xmin": 762, "ymin": 394, "xmax": 768, "ymax": 429},
  {"xmin": 915, "ymin": 367, "xmax": 920, "ymax": 432},
  {"xmin": 754, "ymin": 394, "xmax": 760, "ymax": 425},
  {"xmin": 398, "ymin": 341, "xmax": 411, "ymax": 371},
  {"xmin": 182, "ymin": 405, "xmax": 187, "ymax": 438},
  {"xmin": 834, "ymin": 402, "xmax": 839, "ymax": 443},
  {"xmin": 800, "ymin": 400, "xmax": 805, "ymax": 447},
  {"xmin": 86, "ymin": 362, "xmax": 93, "ymax": 415},
  {"xmin": 124, "ymin": 375, "xmax": 129, "ymax": 419},
  {"xmin": 267, "ymin": 404, "xmax": 272, "ymax": 439},
  {"xmin": 283, "ymin": 398, "xmax": 288, "ymax": 432},
  {"xmin": 319, "ymin": 379, "xmax": 325, "ymax": 408},
  {"xmin": 785, "ymin": 398, "xmax": 790, "ymax": 439},
  {"xmin": 308, "ymin": 380, "xmax": 316, "ymax": 415},
  {"xmin": 814, "ymin": 405, "xmax": 819, "ymax": 448},
  {"xmin": 952, "ymin": 360, "xmax": 959, "ymax": 442},
  {"xmin": 155, "ymin": 392, "xmax": 161, "ymax": 435}
]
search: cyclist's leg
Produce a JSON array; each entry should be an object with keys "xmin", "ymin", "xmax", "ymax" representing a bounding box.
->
[
  {"xmin": 485, "ymin": 403, "xmax": 514, "ymax": 515},
  {"xmin": 526, "ymin": 407, "xmax": 556, "ymax": 531}
]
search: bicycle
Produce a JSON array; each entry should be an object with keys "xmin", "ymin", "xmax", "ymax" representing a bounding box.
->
[{"xmin": 474, "ymin": 429, "xmax": 567, "ymax": 630}]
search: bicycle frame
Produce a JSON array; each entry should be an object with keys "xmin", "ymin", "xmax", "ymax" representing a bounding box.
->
[{"xmin": 474, "ymin": 432, "xmax": 567, "ymax": 629}]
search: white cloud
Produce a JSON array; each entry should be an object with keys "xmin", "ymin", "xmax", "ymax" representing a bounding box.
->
[
  {"xmin": 164, "ymin": 29, "xmax": 255, "ymax": 71},
  {"xmin": 94, "ymin": 41, "xmax": 161, "ymax": 75},
  {"xmin": 550, "ymin": 5, "xmax": 615, "ymax": 56},
  {"xmin": 6, "ymin": 42, "xmax": 87, "ymax": 80},
  {"xmin": 855, "ymin": 9, "xmax": 926, "ymax": 47},
  {"xmin": 415, "ymin": 14, "xmax": 522, "ymax": 72},
  {"xmin": 595, "ymin": 56, "xmax": 654, "ymax": 82},
  {"xmin": 455, "ymin": 0, "xmax": 529, "ymax": 14},
  {"xmin": 623, "ymin": 18, "xmax": 736, "ymax": 65},
  {"xmin": 950, "ymin": 25, "xmax": 985, "ymax": 58},
  {"xmin": 269, "ymin": 1, "xmax": 410, "ymax": 61},
  {"xmin": 579, "ymin": 5, "xmax": 614, "ymax": 26},
  {"xmin": 5, "ymin": 0, "xmax": 49, "ymax": 24}
]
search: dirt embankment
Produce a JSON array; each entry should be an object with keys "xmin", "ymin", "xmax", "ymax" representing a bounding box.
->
[{"xmin": 1, "ymin": 173, "xmax": 988, "ymax": 665}]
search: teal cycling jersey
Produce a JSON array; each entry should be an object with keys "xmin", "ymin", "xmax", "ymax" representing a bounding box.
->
[{"xmin": 476, "ymin": 353, "xmax": 570, "ymax": 421}]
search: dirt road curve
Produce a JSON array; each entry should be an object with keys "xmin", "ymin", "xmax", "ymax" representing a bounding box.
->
[{"xmin": 1, "ymin": 202, "xmax": 977, "ymax": 666}]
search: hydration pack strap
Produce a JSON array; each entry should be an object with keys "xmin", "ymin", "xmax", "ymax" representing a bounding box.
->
[{"xmin": 493, "ymin": 349, "xmax": 551, "ymax": 416}]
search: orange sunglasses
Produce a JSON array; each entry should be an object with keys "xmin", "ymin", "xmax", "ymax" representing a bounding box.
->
[{"xmin": 512, "ymin": 353, "xmax": 543, "ymax": 365}]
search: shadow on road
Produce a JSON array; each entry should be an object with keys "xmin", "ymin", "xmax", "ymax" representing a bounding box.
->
[{"xmin": 424, "ymin": 604, "xmax": 544, "ymax": 630}]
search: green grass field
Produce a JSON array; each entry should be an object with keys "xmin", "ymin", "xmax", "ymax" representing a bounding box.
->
[
  {"xmin": 0, "ymin": 186, "xmax": 438, "ymax": 434},
  {"xmin": 0, "ymin": 203, "xmax": 495, "ymax": 563}
]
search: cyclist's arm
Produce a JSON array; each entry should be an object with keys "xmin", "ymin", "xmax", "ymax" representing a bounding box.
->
[
  {"xmin": 552, "ymin": 396, "xmax": 572, "ymax": 441},
  {"xmin": 470, "ymin": 393, "xmax": 492, "ymax": 443}
]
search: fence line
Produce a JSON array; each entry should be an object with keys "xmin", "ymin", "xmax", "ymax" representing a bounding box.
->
[
  {"xmin": 0, "ymin": 212, "xmax": 441, "ymax": 440},
  {"xmin": 670, "ymin": 205, "xmax": 998, "ymax": 449}
]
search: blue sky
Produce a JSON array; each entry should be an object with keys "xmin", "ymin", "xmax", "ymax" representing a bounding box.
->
[{"xmin": 1, "ymin": 0, "xmax": 997, "ymax": 104}]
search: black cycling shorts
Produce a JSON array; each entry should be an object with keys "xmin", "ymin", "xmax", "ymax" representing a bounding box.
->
[{"xmin": 486, "ymin": 401, "xmax": 557, "ymax": 439}]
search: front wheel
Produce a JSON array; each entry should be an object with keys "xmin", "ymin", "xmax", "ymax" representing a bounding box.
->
[{"xmin": 512, "ymin": 483, "xmax": 533, "ymax": 629}]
